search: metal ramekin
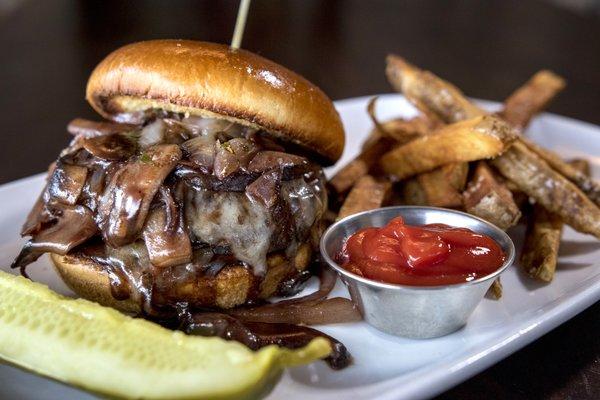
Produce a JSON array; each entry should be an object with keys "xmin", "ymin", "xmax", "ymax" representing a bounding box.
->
[{"xmin": 320, "ymin": 206, "xmax": 515, "ymax": 339}]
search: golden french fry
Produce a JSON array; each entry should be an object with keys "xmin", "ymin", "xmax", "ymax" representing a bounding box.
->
[
  {"xmin": 568, "ymin": 159, "xmax": 590, "ymax": 175},
  {"xmin": 367, "ymin": 98, "xmax": 435, "ymax": 144},
  {"xmin": 337, "ymin": 176, "xmax": 391, "ymax": 220},
  {"xmin": 402, "ymin": 163, "xmax": 468, "ymax": 208},
  {"xmin": 501, "ymin": 70, "xmax": 566, "ymax": 129},
  {"xmin": 386, "ymin": 55, "xmax": 485, "ymax": 123},
  {"xmin": 492, "ymin": 141, "xmax": 600, "ymax": 238},
  {"xmin": 385, "ymin": 55, "xmax": 523, "ymax": 225},
  {"xmin": 463, "ymin": 162, "xmax": 522, "ymax": 230},
  {"xmin": 361, "ymin": 130, "xmax": 382, "ymax": 152},
  {"xmin": 381, "ymin": 115, "xmax": 517, "ymax": 179},
  {"xmin": 521, "ymin": 138, "xmax": 600, "ymax": 207},
  {"xmin": 333, "ymin": 96, "xmax": 439, "ymax": 196},
  {"xmin": 329, "ymin": 136, "xmax": 395, "ymax": 196},
  {"xmin": 487, "ymin": 278, "xmax": 503, "ymax": 300},
  {"xmin": 520, "ymin": 160, "xmax": 589, "ymax": 282}
]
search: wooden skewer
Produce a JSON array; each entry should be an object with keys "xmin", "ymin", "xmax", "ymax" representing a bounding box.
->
[{"xmin": 231, "ymin": 0, "xmax": 251, "ymax": 49}]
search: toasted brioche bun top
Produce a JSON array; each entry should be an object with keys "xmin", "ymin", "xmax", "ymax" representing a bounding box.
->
[{"xmin": 86, "ymin": 40, "xmax": 344, "ymax": 164}]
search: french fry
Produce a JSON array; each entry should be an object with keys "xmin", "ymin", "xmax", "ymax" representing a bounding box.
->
[
  {"xmin": 367, "ymin": 98, "xmax": 434, "ymax": 143},
  {"xmin": 568, "ymin": 159, "xmax": 590, "ymax": 175},
  {"xmin": 373, "ymin": 117, "xmax": 433, "ymax": 144},
  {"xmin": 520, "ymin": 160, "xmax": 589, "ymax": 282},
  {"xmin": 361, "ymin": 130, "xmax": 382, "ymax": 151},
  {"xmin": 402, "ymin": 163, "xmax": 468, "ymax": 208},
  {"xmin": 337, "ymin": 176, "xmax": 391, "ymax": 220},
  {"xmin": 329, "ymin": 136, "xmax": 395, "ymax": 196},
  {"xmin": 501, "ymin": 70, "xmax": 566, "ymax": 129},
  {"xmin": 330, "ymin": 112, "xmax": 435, "ymax": 197},
  {"xmin": 520, "ymin": 205, "xmax": 563, "ymax": 282},
  {"xmin": 521, "ymin": 138, "xmax": 600, "ymax": 207},
  {"xmin": 380, "ymin": 115, "xmax": 517, "ymax": 179},
  {"xmin": 386, "ymin": 55, "xmax": 485, "ymax": 123},
  {"xmin": 385, "ymin": 55, "xmax": 523, "ymax": 225},
  {"xmin": 488, "ymin": 278, "xmax": 503, "ymax": 299},
  {"xmin": 492, "ymin": 141, "xmax": 600, "ymax": 238},
  {"xmin": 463, "ymin": 162, "xmax": 522, "ymax": 230}
]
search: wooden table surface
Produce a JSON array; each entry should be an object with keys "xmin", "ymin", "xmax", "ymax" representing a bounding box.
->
[{"xmin": 1, "ymin": 1, "xmax": 599, "ymax": 398}]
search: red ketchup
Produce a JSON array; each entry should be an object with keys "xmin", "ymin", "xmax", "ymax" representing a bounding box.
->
[{"xmin": 338, "ymin": 216, "xmax": 506, "ymax": 286}]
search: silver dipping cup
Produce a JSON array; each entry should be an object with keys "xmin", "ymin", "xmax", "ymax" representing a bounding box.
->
[{"xmin": 320, "ymin": 206, "xmax": 515, "ymax": 339}]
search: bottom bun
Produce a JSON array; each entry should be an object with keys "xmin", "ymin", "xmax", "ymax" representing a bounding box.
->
[{"xmin": 50, "ymin": 243, "xmax": 312, "ymax": 314}]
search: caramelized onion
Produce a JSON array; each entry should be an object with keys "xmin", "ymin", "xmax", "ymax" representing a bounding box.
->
[
  {"xmin": 230, "ymin": 297, "xmax": 361, "ymax": 326},
  {"xmin": 79, "ymin": 165, "xmax": 114, "ymax": 213},
  {"xmin": 47, "ymin": 162, "xmax": 88, "ymax": 205},
  {"xmin": 248, "ymin": 132, "xmax": 286, "ymax": 152},
  {"xmin": 181, "ymin": 312, "xmax": 352, "ymax": 370},
  {"xmin": 99, "ymin": 144, "xmax": 181, "ymax": 247},
  {"xmin": 248, "ymin": 151, "xmax": 307, "ymax": 173},
  {"xmin": 81, "ymin": 133, "xmax": 137, "ymax": 160},
  {"xmin": 175, "ymin": 162, "xmax": 316, "ymax": 193},
  {"xmin": 279, "ymin": 264, "xmax": 338, "ymax": 304},
  {"xmin": 213, "ymin": 138, "xmax": 258, "ymax": 179},
  {"xmin": 226, "ymin": 138, "xmax": 259, "ymax": 168},
  {"xmin": 213, "ymin": 142, "xmax": 241, "ymax": 179},
  {"xmin": 175, "ymin": 164, "xmax": 259, "ymax": 192},
  {"xmin": 181, "ymin": 136, "xmax": 216, "ymax": 172},
  {"xmin": 12, "ymin": 204, "xmax": 97, "ymax": 276},
  {"xmin": 245, "ymin": 170, "xmax": 281, "ymax": 208},
  {"xmin": 229, "ymin": 266, "xmax": 362, "ymax": 325},
  {"xmin": 21, "ymin": 191, "xmax": 51, "ymax": 236},
  {"xmin": 67, "ymin": 118, "xmax": 137, "ymax": 137},
  {"xmin": 142, "ymin": 187, "xmax": 192, "ymax": 268}
]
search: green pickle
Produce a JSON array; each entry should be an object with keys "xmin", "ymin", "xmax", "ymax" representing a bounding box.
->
[{"xmin": 0, "ymin": 271, "xmax": 331, "ymax": 399}]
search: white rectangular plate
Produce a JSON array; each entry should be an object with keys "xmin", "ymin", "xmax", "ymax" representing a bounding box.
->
[{"xmin": 1, "ymin": 94, "xmax": 599, "ymax": 400}]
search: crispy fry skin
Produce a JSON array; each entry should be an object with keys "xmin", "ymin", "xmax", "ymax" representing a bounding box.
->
[
  {"xmin": 374, "ymin": 117, "xmax": 433, "ymax": 144},
  {"xmin": 329, "ymin": 135, "xmax": 395, "ymax": 196},
  {"xmin": 402, "ymin": 163, "xmax": 468, "ymax": 208},
  {"xmin": 568, "ymin": 159, "xmax": 590, "ymax": 175},
  {"xmin": 367, "ymin": 98, "xmax": 435, "ymax": 143},
  {"xmin": 520, "ymin": 138, "xmax": 600, "ymax": 207},
  {"xmin": 501, "ymin": 70, "xmax": 566, "ymax": 129},
  {"xmin": 330, "ymin": 113, "xmax": 435, "ymax": 197},
  {"xmin": 337, "ymin": 176, "xmax": 391, "ymax": 220},
  {"xmin": 386, "ymin": 55, "xmax": 485, "ymax": 123},
  {"xmin": 380, "ymin": 115, "xmax": 517, "ymax": 179},
  {"xmin": 520, "ymin": 160, "xmax": 589, "ymax": 282},
  {"xmin": 463, "ymin": 162, "xmax": 522, "ymax": 230},
  {"xmin": 385, "ymin": 56, "xmax": 525, "ymax": 217},
  {"xmin": 492, "ymin": 141, "xmax": 600, "ymax": 238},
  {"xmin": 488, "ymin": 278, "xmax": 503, "ymax": 300},
  {"xmin": 363, "ymin": 116, "xmax": 438, "ymax": 152},
  {"xmin": 361, "ymin": 131, "xmax": 383, "ymax": 151},
  {"xmin": 385, "ymin": 55, "xmax": 522, "ymax": 222},
  {"xmin": 521, "ymin": 205, "xmax": 563, "ymax": 282}
]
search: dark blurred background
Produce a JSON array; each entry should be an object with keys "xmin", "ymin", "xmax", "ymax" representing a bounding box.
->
[
  {"xmin": 1, "ymin": 1, "xmax": 599, "ymax": 399},
  {"xmin": 1, "ymin": 0, "xmax": 600, "ymax": 184}
]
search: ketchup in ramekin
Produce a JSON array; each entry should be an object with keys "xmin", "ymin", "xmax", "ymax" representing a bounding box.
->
[{"xmin": 337, "ymin": 216, "xmax": 506, "ymax": 286}]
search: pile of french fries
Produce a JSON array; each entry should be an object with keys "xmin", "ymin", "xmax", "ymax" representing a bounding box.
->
[{"xmin": 329, "ymin": 56, "xmax": 600, "ymax": 296}]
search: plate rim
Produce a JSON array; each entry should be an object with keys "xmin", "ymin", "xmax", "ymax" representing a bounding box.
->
[
  {"xmin": 1, "ymin": 94, "xmax": 599, "ymax": 400},
  {"xmin": 272, "ymin": 94, "xmax": 600, "ymax": 400}
]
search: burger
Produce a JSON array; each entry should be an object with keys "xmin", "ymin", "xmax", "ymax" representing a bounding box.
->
[{"xmin": 12, "ymin": 40, "xmax": 345, "ymax": 319}]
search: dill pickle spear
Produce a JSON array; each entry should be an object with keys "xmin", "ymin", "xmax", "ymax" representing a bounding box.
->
[{"xmin": 0, "ymin": 271, "xmax": 331, "ymax": 399}]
